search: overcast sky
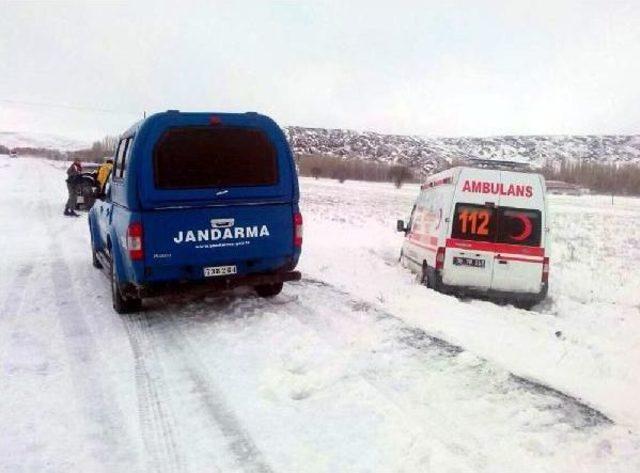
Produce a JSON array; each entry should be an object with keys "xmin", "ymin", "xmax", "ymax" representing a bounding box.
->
[{"xmin": 1, "ymin": 1, "xmax": 639, "ymax": 140}]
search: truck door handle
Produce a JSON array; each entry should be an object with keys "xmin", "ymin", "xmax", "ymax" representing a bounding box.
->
[{"xmin": 498, "ymin": 260, "xmax": 508, "ymax": 265}]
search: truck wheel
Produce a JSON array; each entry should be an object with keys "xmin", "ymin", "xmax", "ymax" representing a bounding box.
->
[
  {"xmin": 90, "ymin": 232, "xmax": 102, "ymax": 269},
  {"xmin": 255, "ymin": 282, "xmax": 283, "ymax": 298},
  {"xmin": 110, "ymin": 257, "xmax": 141, "ymax": 314},
  {"xmin": 92, "ymin": 247, "xmax": 102, "ymax": 269}
]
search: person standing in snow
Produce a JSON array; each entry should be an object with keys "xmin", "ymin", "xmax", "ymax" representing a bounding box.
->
[
  {"xmin": 64, "ymin": 160, "xmax": 82, "ymax": 216},
  {"xmin": 95, "ymin": 158, "xmax": 113, "ymax": 192}
]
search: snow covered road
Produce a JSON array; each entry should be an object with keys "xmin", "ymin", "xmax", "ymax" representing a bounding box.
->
[{"xmin": 1, "ymin": 156, "xmax": 639, "ymax": 472}]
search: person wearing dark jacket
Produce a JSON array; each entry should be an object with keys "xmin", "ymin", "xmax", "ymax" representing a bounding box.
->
[{"xmin": 64, "ymin": 160, "xmax": 82, "ymax": 216}]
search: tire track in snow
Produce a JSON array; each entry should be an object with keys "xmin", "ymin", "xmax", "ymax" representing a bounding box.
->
[
  {"xmin": 0, "ymin": 264, "xmax": 34, "ymax": 317},
  {"xmin": 37, "ymin": 196, "xmax": 137, "ymax": 470},
  {"xmin": 281, "ymin": 278, "xmax": 613, "ymax": 471},
  {"xmin": 130, "ymin": 311, "xmax": 273, "ymax": 473},
  {"xmin": 37, "ymin": 182, "xmax": 184, "ymax": 472},
  {"xmin": 299, "ymin": 276, "xmax": 612, "ymax": 427},
  {"xmin": 285, "ymin": 281, "xmax": 489, "ymax": 472},
  {"xmin": 48, "ymin": 252, "xmax": 136, "ymax": 469},
  {"xmin": 121, "ymin": 314, "xmax": 186, "ymax": 473}
]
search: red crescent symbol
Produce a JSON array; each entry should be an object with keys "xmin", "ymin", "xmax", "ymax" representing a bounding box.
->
[{"xmin": 510, "ymin": 214, "xmax": 533, "ymax": 241}]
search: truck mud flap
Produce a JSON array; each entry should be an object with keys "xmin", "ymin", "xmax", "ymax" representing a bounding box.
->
[{"xmin": 139, "ymin": 271, "xmax": 302, "ymax": 297}]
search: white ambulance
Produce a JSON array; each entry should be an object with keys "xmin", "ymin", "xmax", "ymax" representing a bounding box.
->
[{"xmin": 397, "ymin": 165, "xmax": 549, "ymax": 308}]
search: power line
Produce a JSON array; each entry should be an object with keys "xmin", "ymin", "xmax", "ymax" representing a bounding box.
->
[{"xmin": 0, "ymin": 98, "xmax": 142, "ymax": 116}]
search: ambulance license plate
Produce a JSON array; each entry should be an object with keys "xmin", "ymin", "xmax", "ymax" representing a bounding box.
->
[
  {"xmin": 203, "ymin": 265, "xmax": 237, "ymax": 277},
  {"xmin": 453, "ymin": 257, "xmax": 485, "ymax": 268}
]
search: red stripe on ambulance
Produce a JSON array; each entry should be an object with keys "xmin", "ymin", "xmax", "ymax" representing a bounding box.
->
[{"xmin": 446, "ymin": 238, "xmax": 544, "ymax": 257}]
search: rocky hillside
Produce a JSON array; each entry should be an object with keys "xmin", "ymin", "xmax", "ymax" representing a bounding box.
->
[
  {"xmin": 285, "ymin": 127, "xmax": 640, "ymax": 175},
  {"xmin": 3, "ymin": 128, "xmax": 640, "ymax": 177}
]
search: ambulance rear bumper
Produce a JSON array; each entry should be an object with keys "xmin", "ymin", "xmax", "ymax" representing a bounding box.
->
[{"xmin": 437, "ymin": 273, "xmax": 548, "ymax": 304}]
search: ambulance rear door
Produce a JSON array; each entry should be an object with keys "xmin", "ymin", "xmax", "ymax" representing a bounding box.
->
[{"xmin": 490, "ymin": 172, "xmax": 545, "ymax": 294}]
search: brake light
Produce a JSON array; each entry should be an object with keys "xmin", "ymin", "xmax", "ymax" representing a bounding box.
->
[
  {"xmin": 435, "ymin": 247, "xmax": 446, "ymax": 270},
  {"xmin": 127, "ymin": 222, "xmax": 144, "ymax": 261},
  {"xmin": 294, "ymin": 212, "xmax": 303, "ymax": 247},
  {"xmin": 209, "ymin": 115, "xmax": 222, "ymax": 126},
  {"xmin": 542, "ymin": 256, "xmax": 549, "ymax": 283}
]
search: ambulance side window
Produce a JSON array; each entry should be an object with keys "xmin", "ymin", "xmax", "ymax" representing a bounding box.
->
[{"xmin": 407, "ymin": 204, "xmax": 417, "ymax": 231}]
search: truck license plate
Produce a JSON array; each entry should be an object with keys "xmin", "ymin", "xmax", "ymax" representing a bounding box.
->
[
  {"xmin": 203, "ymin": 265, "xmax": 237, "ymax": 277},
  {"xmin": 453, "ymin": 257, "xmax": 485, "ymax": 268}
]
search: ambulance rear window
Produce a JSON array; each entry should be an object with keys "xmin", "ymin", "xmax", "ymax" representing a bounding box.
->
[
  {"xmin": 496, "ymin": 208, "xmax": 542, "ymax": 246},
  {"xmin": 154, "ymin": 126, "xmax": 278, "ymax": 189},
  {"xmin": 451, "ymin": 204, "xmax": 497, "ymax": 242}
]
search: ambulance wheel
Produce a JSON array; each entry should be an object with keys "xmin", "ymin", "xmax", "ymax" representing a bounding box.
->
[
  {"xmin": 110, "ymin": 255, "xmax": 142, "ymax": 314},
  {"xmin": 420, "ymin": 263, "xmax": 430, "ymax": 286},
  {"xmin": 255, "ymin": 282, "xmax": 283, "ymax": 298},
  {"xmin": 515, "ymin": 300, "xmax": 536, "ymax": 310},
  {"xmin": 422, "ymin": 263, "xmax": 438, "ymax": 291}
]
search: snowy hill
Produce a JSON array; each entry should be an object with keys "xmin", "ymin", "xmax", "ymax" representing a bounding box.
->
[
  {"xmin": 0, "ymin": 131, "xmax": 90, "ymax": 152},
  {"xmin": 3, "ymin": 128, "xmax": 640, "ymax": 176},
  {"xmin": 285, "ymin": 127, "xmax": 640, "ymax": 174}
]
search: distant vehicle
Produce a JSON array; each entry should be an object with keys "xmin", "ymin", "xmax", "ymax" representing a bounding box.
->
[
  {"xmin": 75, "ymin": 170, "xmax": 99, "ymax": 210},
  {"xmin": 9, "ymin": 150, "xmax": 18, "ymax": 158},
  {"xmin": 89, "ymin": 111, "xmax": 303, "ymax": 313},
  {"xmin": 546, "ymin": 180, "xmax": 589, "ymax": 196},
  {"xmin": 397, "ymin": 166, "xmax": 549, "ymax": 308}
]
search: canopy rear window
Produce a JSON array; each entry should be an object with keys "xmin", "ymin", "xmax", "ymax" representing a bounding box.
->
[{"xmin": 154, "ymin": 127, "xmax": 278, "ymax": 189}]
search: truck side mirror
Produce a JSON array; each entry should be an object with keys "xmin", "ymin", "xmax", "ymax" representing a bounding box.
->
[{"xmin": 396, "ymin": 219, "xmax": 407, "ymax": 233}]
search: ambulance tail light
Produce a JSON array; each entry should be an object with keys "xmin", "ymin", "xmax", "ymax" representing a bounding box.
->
[
  {"xmin": 435, "ymin": 247, "xmax": 446, "ymax": 270},
  {"xmin": 542, "ymin": 257, "xmax": 549, "ymax": 283},
  {"xmin": 294, "ymin": 212, "xmax": 303, "ymax": 247},
  {"xmin": 127, "ymin": 222, "xmax": 144, "ymax": 261}
]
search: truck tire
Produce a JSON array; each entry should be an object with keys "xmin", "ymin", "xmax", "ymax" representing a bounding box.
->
[
  {"xmin": 110, "ymin": 256, "xmax": 142, "ymax": 314},
  {"xmin": 90, "ymin": 230, "xmax": 102, "ymax": 268},
  {"xmin": 92, "ymin": 246, "xmax": 102, "ymax": 269},
  {"xmin": 255, "ymin": 282, "xmax": 283, "ymax": 298}
]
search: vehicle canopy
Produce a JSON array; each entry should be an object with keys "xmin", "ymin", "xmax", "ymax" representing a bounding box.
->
[{"xmin": 114, "ymin": 111, "xmax": 297, "ymax": 210}]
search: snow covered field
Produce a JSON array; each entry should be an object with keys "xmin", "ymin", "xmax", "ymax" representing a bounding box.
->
[{"xmin": 1, "ymin": 156, "xmax": 639, "ymax": 472}]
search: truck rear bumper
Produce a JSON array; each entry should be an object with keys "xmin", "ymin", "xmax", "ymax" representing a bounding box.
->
[{"xmin": 125, "ymin": 270, "xmax": 301, "ymax": 298}]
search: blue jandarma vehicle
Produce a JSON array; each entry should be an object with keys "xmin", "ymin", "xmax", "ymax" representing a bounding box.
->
[{"xmin": 89, "ymin": 111, "xmax": 303, "ymax": 313}]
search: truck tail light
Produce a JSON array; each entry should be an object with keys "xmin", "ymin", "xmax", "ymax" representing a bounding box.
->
[
  {"xmin": 542, "ymin": 256, "xmax": 549, "ymax": 283},
  {"xmin": 435, "ymin": 247, "xmax": 446, "ymax": 270},
  {"xmin": 294, "ymin": 212, "xmax": 303, "ymax": 247},
  {"xmin": 127, "ymin": 222, "xmax": 144, "ymax": 261}
]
